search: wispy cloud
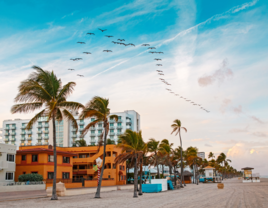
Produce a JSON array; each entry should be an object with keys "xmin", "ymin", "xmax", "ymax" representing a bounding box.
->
[
  {"xmin": 250, "ymin": 116, "xmax": 264, "ymax": 124},
  {"xmin": 198, "ymin": 59, "xmax": 233, "ymax": 87},
  {"xmin": 229, "ymin": 126, "xmax": 248, "ymax": 133},
  {"xmin": 252, "ymin": 132, "xmax": 267, "ymax": 137}
]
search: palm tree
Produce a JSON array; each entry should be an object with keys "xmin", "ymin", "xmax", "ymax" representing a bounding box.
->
[
  {"xmin": 147, "ymin": 138, "xmax": 160, "ymax": 178},
  {"xmin": 208, "ymin": 152, "xmax": 215, "ymax": 160},
  {"xmin": 11, "ymin": 66, "xmax": 83, "ymax": 200},
  {"xmin": 159, "ymin": 139, "xmax": 173, "ymax": 176},
  {"xmin": 115, "ymin": 129, "xmax": 144, "ymax": 198},
  {"xmin": 72, "ymin": 139, "xmax": 87, "ymax": 147},
  {"xmin": 171, "ymin": 119, "xmax": 187, "ymax": 187},
  {"xmin": 185, "ymin": 146, "xmax": 200, "ymax": 184},
  {"xmin": 79, "ymin": 96, "xmax": 118, "ymax": 198}
]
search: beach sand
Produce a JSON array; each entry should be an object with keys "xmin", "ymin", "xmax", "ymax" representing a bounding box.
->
[{"xmin": 0, "ymin": 178, "xmax": 268, "ymax": 208}]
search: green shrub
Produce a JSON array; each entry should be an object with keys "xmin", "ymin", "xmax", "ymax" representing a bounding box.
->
[{"xmin": 18, "ymin": 173, "xmax": 43, "ymax": 182}]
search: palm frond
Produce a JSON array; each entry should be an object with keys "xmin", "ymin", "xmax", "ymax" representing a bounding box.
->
[
  {"xmin": 26, "ymin": 109, "xmax": 46, "ymax": 130},
  {"xmin": 11, "ymin": 102, "xmax": 43, "ymax": 114},
  {"xmin": 62, "ymin": 109, "xmax": 78, "ymax": 133}
]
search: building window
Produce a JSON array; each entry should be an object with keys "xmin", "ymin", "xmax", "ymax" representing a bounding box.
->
[
  {"xmin": 110, "ymin": 129, "xmax": 114, "ymax": 133},
  {"xmin": 117, "ymin": 129, "xmax": 122, "ymax": 133},
  {"xmin": 98, "ymin": 124, "xmax": 102, "ymax": 127},
  {"xmin": 62, "ymin": 172, "xmax": 70, "ymax": 179},
  {"xmin": 32, "ymin": 155, "xmax": 38, "ymax": 162},
  {"xmin": 48, "ymin": 155, "xmax": 54, "ymax": 162},
  {"xmin": 91, "ymin": 130, "xmax": 95, "ymax": 134},
  {"xmin": 5, "ymin": 172, "xmax": 14, "ymax": 181},
  {"xmin": 7, "ymin": 154, "xmax": 15, "ymax": 162},
  {"xmin": 98, "ymin": 130, "xmax": 102, "ymax": 133},
  {"xmin": 22, "ymin": 155, "xmax": 26, "ymax": 161},
  {"xmin": 110, "ymin": 123, "xmax": 114, "ymax": 127},
  {"xmin": 118, "ymin": 116, "xmax": 121, "ymax": 119},
  {"xmin": 63, "ymin": 157, "xmax": 70, "ymax": 163},
  {"xmin": 91, "ymin": 118, "xmax": 95, "ymax": 121},
  {"xmin": 32, "ymin": 172, "xmax": 38, "ymax": 174},
  {"xmin": 108, "ymin": 175, "xmax": 110, "ymax": 179},
  {"xmin": 122, "ymin": 166, "xmax": 125, "ymax": 171},
  {"xmin": 113, "ymin": 164, "xmax": 116, "ymax": 169},
  {"xmin": 23, "ymin": 172, "xmax": 26, "ymax": 174},
  {"xmin": 48, "ymin": 172, "xmax": 54, "ymax": 179}
]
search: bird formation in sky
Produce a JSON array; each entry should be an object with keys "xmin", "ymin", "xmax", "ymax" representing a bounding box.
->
[{"xmin": 67, "ymin": 27, "xmax": 210, "ymax": 113}]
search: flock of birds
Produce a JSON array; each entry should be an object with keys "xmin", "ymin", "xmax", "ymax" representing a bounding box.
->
[{"xmin": 68, "ymin": 28, "xmax": 210, "ymax": 113}]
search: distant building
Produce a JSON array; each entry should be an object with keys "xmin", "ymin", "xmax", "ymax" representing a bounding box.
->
[
  {"xmin": 0, "ymin": 110, "xmax": 140, "ymax": 147},
  {"xmin": 197, "ymin": 152, "xmax": 205, "ymax": 160},
  {"xmin": 0, "ymin": 143, "xmax": 16, "ymax": 182}
]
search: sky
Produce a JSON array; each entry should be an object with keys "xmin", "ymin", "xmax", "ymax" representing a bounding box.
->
[{"xmin": 0, "ymin": 0, "xmax": 268, "ymax": 174}]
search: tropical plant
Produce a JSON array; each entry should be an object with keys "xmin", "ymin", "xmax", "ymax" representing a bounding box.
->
[
  {"xmin": 208, "ymin": 152, "xmax": 215, "ymax": 160},
  {"xmin": 147, "ymin": 138, "xmax": 160, "ymax": 178},
  {"xmin": 171, "ymin": 119, "xmax": 187, "ymax": 187},
  {"xmin": 79, "ymin": 96, "xmax": 118, "ymax": 198},
  {"xmin": 115, "ymin": 129, "xmax": 144, "ymax": 198},
  {"xmin": 159, "ymin": 139, "xmax": 173, "ymax": 176},
  {"xmin": 11, "ymin": 66, "xmax": 83, "ymax": 200},
  {"xmin": 72, "ymin": 139, "xmax": 87, "ymax": 147},
  {"xmin": 106, "ymin": 138, "xmax": 115, "ymax": 144},
  {"xmin": 185, "ymin": 146, "xmax": 201, "ymax": 185}
]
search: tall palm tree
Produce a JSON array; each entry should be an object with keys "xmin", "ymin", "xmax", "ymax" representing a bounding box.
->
[
  {"xmin": 159, "ymin": 139, "xmax": 173, "ymax": 176},
  {"xmin": 11, "ymin": 66, "xmax": 83, "ymax": 200},
  {"xmin": 208, "ymin": 152, "xmax": 215, "ymax": 160},
  {"xmin": 185, "ymin": 146, "xmax": 200, "ymax": 184},
  {"xmin": 79, "ymin": 96, "xmax": 118, "ymax": 198},
  {"xmin": 171, "ymin": 119, "xmax": 187, "ymax": 187},
  {"xmin": 147, "ymin": 138, "xmax": 160, "ymax": 178},
  {"xmin": 115, "ymin": 129, "xmax": 144, "ymax": 198}
]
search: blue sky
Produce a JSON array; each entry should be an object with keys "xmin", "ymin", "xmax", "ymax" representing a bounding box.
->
[{"xmin": 0, "ymin": 0, "xmax": 268, "ymax": 174}]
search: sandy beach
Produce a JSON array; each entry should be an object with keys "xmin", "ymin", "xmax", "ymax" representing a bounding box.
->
[{"xmin": 0, "ymin": 178, "xmax": 268, "ymax": 208}]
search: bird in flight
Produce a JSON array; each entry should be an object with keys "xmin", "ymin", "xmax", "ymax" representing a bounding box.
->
[
  {"xmin": 118, "ymin": 39, "xmax": 125, "ymax": 41},
  {"xmin": 159, "ymin": 78, "xmax": 165, "ymax": 80},
  {"xmin": 112, "ymin": 41, "xmax": 118, "ymax": 44},
  {"xmin": 70, "ymin": 58, "xmax": 77, "ymax": 61},
  {"xmin": 105, "ymin": 35, "xmax": 113, "ymax": 38},
  {"xmin": 98, "ymin": 28, "xmax": 107, "ymax": 32},
  {"xmin": 77, "ymin": 42, "xmax": 85, "ymax": 44},
  {"xmin": 148, "ymin": 47, "xmax": 156, "ymax": 49},
  {"xmin": 83, "ymin": 52, "xmax": 91, "ymax": 54},
  {"xmin": 156, "ymin": 64, "xmax": 162, "ymax": 66},
  {"xmin": 77, "ymin": 74, "xmax": 84, "ymax": 77},
  {"xmin": 156, "ymin": 70, "xmax": 163, "ymax": 72},
  {"xmin": 103, "ymin": 50, "xmax": 112, "ymax": 52},
  {"xmin": 158, "ymin": 73, "xmax": 164, "ymax": 75},
  {"xmin": 68, "ymin": 69, "xmax": 75, "ymax": 71},
  {"xmin": 128, "ymin": 43, "xmax": 135, "ymax": 46},
  {"xmin": 76, "ymin": 58, "xmax": 82, "ymax": 60},
  {"xmin": 166, "ymin": 89, "xmax": 171, "ymax": 91},
  {"xmin": 154, "ymin": 58, "xmax": 162, "ymax": 61},
  {"xmin": 142, "ymin": 44, "xmax": 150, "ymax": 46},
  {"xmin": 149, "ymin": 51, "xmax": 155, "ymax": 54},
  {"xmin": 87, "ymin": 33, "xmax": 95, "ymax": 35},
  {"xmin": 157, "ymin": 52, "xmax": 164, "ymax": 54}
]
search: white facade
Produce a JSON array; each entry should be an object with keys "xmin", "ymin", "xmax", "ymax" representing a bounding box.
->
[
  {"xmin": 0, "ymin": 110, "xmax": 140, "ymax": 148},
  {"xmin": 0, "ymin": 143, "xmax": 16, "ymax": 182},
  {"xmin": 197, "ymin": 152, "xmax": 205, "ymax": 160}
]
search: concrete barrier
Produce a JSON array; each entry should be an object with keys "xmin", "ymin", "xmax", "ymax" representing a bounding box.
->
[{"xmin": 0, "ymin": 184, "xmax": 45, "ymax": 192}]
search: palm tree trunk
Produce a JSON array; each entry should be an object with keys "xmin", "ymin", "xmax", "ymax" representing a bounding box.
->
[
  {"xmin": 133, "ymin": 154, "xmax": 138, "ymax": 198},
  {"xmin": 139, "ymin": 158, "xmax": 143, "ymax": 195},
  {"xmin": 173, "ymin": 165, "xmax": 177, "ymax": 189},
  {"xmin": 162, "ymin": 164, "xmax": 164, "ymax": 176},
  {"xmin": 51, "ymin": 115, "xmax": 58, "ymax": 200},
  {"xmin": 178, "ymin": 130, "xmax": 185, "ymax": 187},
  {"xmin": 95, "ymin": 122, "xmax": 107, "ymax": 198},
  {"xmin": 155, "ymin": 152, "xmax": 160, "ymax": 179}
]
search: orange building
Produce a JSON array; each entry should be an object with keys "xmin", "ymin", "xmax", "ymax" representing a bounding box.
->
[{"xmin": 15, "ymin": 144, "xmax": 126, "ymax": 188}]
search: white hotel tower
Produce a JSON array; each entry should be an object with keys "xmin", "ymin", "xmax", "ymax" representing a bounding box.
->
[{"xmin": 0, "ymin": 110, "xmax": 140, "ymax": 148}]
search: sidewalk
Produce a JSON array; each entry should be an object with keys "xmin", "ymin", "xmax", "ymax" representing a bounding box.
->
[{"xmin": 0, "ymin": 190, "xmax": 47, "ymax": 202}]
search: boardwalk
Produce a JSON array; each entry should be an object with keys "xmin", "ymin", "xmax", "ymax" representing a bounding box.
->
[{"xmin": 0, "ymin": 178, "xmax": 268, "ymax": 208}]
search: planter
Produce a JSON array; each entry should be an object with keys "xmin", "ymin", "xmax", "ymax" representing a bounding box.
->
[{"xmin": 217, "ymin": 183, "xmax": 224, "ymax": 189}]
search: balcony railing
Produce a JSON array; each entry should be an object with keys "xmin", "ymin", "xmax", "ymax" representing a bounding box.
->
[
  {"xmin": 109, "ymin": 120, "xmax": 115, "ymax": 123},
  {"xmin": 4, "ymin": 139, "xmax": 9, "ymax": 142},
  {"xmin": 97, "ymin": 126, "xmax": 103, "ymax": 130},
  {"xmin": 44, "ymin": 130, "xmax": 49, "ymax": 134},
  {"xmin": 109, "ymin": 132, "xmax": 115, "ymax": 136},
  {"xmin": 90, "ymin": 127, "xmax": 96, "ymax": 130},
  {"xmin": 20, "ymin": 138, "xmax": 26, "ymax": 141},
  {"xmin": 11, "ymin": 132, "xmax": 16, "ymax": 136},
  {"xmin": 4, "ymin": 133, "xmax": 9, "ymax": 136},
  {"xmin": 21, "ymin": 132, "xmax": 26, "ymax": 135},
  {"xmin": 109, "ymin": 126, "xmax": 115, "ymax": 129},
  {"xmin": 11, "ymin": 126, "xmax": 16, "ymax": 130},
  {"xmin": 11, "ymin": 138, "xmax": 16, "ymax": 142},
  {"xmin": 27, "ymin": 131, "xmax": 32, "ymax": 134},
  {"xmin": 38, "ymin": 124, "xmax": 43, "ymax": 128},
  {"xmin": 117, "ymin": 119, "xmax": 123, "ymax": 123},
  {"xmin": 43, "ymin": 142, "xmax": 49, "ymax": 145},
  {"xmin": 44, "ymin": 136, "xmax": 49, "ymax": 140},
  {"xmin": 21, "ymin": 126, "xmax": 26, "ymax": 129},
  {"xmin": 27, "ymin": 137, "xmax": 32, "ymax": 141},
  {"xmin": 79, "ymin": 121, "xmax": 85, "ymax": 125},
  {"xmin": 5, "ymin": 127, "xmax": 10, "ymax": 130},
  {"xmin": 37, "ymin": 130, "xmax": 42, "ymax": 134},
  {"xmin": 72, "ymin": 134, "xmax": 77, "ymax": 138},
  {"xmin": 37, "ymin": 137, "xmax": 42, "ymax": 140},
  {"xmin": 20, "ymin": 143, "xmax": 25, "ymax": 146},
  {"xmin": 117, "ymin": 126, "xmax": 123, "ymax": 129}
]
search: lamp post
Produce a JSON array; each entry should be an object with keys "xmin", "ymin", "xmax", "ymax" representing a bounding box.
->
[{"xmin": 96, "ymin": 157, "xmax": 103, "ymax": 185}]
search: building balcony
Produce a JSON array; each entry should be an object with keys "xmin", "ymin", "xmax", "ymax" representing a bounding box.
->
[
  {"xmin": 21, "ymin": 126, "xmax": 26, "ymax": 129},
  {"xmin": 79, "ymin": 126, "xmax": 84, "ymax": 130},
  {"xmin": 43, "ymin": 142, "xmax": 48, "ymax": 145},
  {"xmin": 126, "ymin": 121, "xmax": 132, "ymax": 125},
  {"xmin": 90, "ymin": 127, "xmax": 96, "ymax": 130},
  {"xmin": 109, "ymin": 132, "xmax": 115, "ymax": 136},
  {"xmin": 36, "ymin": 142, "xmax": 42, "ymax": 145},
  {"xmin": 97, "ymin": 126, "xmax": 103, "ymax": 130},
  {"xmin": 11, "ymin": 126, "xmax": 16, "ymax": 130},
  {"xmin": 27, "ymin": 137, "xmax": 32, "ymax": 141},
  {"xmin": 97, "ymin": 133, "xmax": 102, "ymax": 136},
  {"xmin": 4, "ymin": 138, "xmax": 9, "ymax": 142},
  {"xmin": 79, "ymin": 121, "xmax": 85, "ymax": 125},
  {"xmin": 109, "ymin": 120, "xmax": 115, "ymax": 123},
  {"xmin": 44, "ymin": 136, "xmax": 49, "ymax": 140},
  {"xmin": 27, "ymin": 144, "xmax": 32, "ymax": 146},
  {"xmin": 11, "ymin": 138, "xmax": 16, "ymax": 142},
  {"xmin": 11, "ymin": 132, "xmax": 16, "ymax": 136},
  {"xmin": 27, "ymin": 131, "xmax": 32, "ymax": 134},
  {"xmin": 5, "ymin": 127, "xmax": 10, "ymax": 130},
  {"xmin": 44, "ymin": 130, "xmax": 49, "ymax": 134},
  {"xmin": 109, "ymin": 126, "xmax": 115, "ymax": 129},
  {"xmin": 117, "ymin": 126, "xmax": 123, "ymax": 129},
  {"xmin": 37, "ymin": 124, "xmax": 43, "ymax": 128},
  {"xmin": 20, "ymin": 138, "xmax": 26, "ymax": 141},
  {"xmin": 4, "ymin": 133, "xmax": 9, "ymax": 136},
  {"xmin": 72, "ymin": 134, "xmax": 77, "ymax": 138},
  {"xmin": 37, "ymin": 137, "xmax": 42, "ymax": 140},
  {"xmin": 117, "ymin": 119, "xmax": 123, "ymax": 123},
  {"xmin": 20, "ymin": 143, "xmax": 25, "ymax": 146},
  {"xmin": 20, "ymin": 132, "xmax": 26, "ymax": 135},
  {"xmin": 37, "ymin": 130, "xmax": 42, "ymax": 134}
]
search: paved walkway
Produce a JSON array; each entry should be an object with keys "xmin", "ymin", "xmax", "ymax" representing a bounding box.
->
[
  {"xmin": 0, "ymin": 190, "xmax": 47, "ymax": 202},
  {"xmin": 1, "ymin": 178, "xmax": 268, "ymax": 208}
]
